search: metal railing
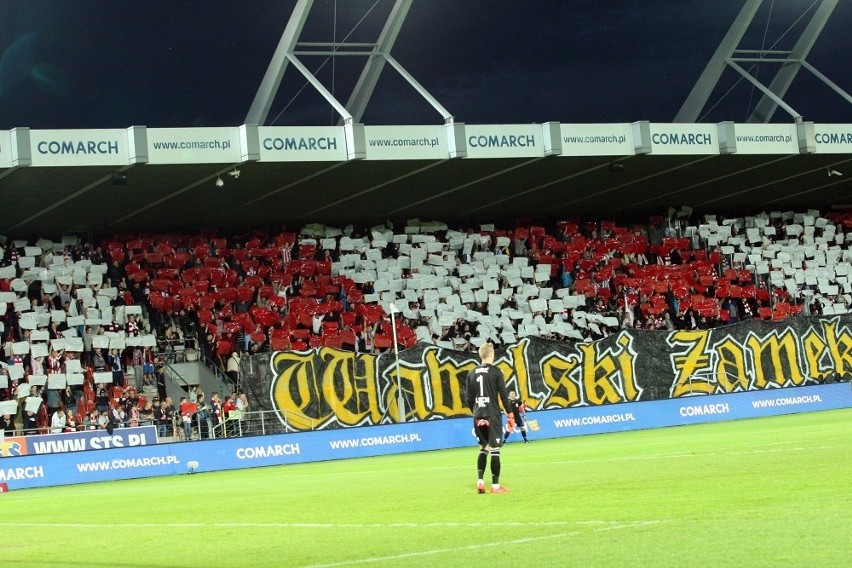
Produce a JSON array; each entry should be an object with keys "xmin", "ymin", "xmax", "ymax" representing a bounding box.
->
[
  {"xmin": 150, "ymin": 348, "xmax": 235, "ymax": 402},
  {"xmin": 4, "ymin": 408, "xmax": 315, "ymax": 441},
  {"xmin": 169, "ymin": 408, "xmax": 316, "ymax": 442},
  {"xmin": 162, "ymin": 362, "xmax": 190, "ymax": 388},
  {"xmin": 199, "ymin": 350, "xmax": 236, "ymax": 390}
]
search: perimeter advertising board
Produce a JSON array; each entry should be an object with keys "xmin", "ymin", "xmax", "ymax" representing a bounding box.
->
[
  {"xmin": 814, "ymin": 124, "xmax": 852, "ymax": 153},
  {"xmin": 730, "ymin": 124, "xmax": 798, "ymax": 154},
  {"xmin": 0, "ymin": 130, "xmax": 11, "ymax": 168},
  {"xmin": 0, "ymin": 383, "xmax": 848, "ymax": 490},
  {"xmin": 648, "ymin": 123, "xmax": 718, "ymax": 155},
  {"xmin": 464, "ymin": 124, "xmax": 544, "ymax": 158},
  {"xmin": 258, "ymin": 126, "xmax": 347, "ymax": 162},
  {"xmin": 0, "ymin": 426, "xmax": 158, "ymax": 458},
  {"xmin": 146, "ymin": 127, "xmax": 242, "ymax": 164},
  {"xmin": 363, "ymin": 125, "xmax": 448, "ymax": 160},
  {"xmin": 560, "ymin": 123, "xmax": 634, "ymax": 156},
  {"xmin": 29, "ymin": 129, "xmax": 129, "ymax": 166}
]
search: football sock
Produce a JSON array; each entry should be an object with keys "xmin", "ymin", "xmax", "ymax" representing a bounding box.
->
[
  {"xmin": 477, "ymin": 449, "xmax": 487, "ymax": 479},
  {"xmin": 490, "ymin": 449, "xmax": 501, "ymax": 484}
]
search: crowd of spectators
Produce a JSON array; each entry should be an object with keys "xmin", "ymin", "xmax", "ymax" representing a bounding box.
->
[{"xmin": 2, "ymin": 207, "xmax": 850, "ymax": 436}]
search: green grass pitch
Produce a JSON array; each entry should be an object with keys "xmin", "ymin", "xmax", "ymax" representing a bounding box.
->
[{"xmin": 2, "ymin": 409, "xmax": 850, "ymax": 567}]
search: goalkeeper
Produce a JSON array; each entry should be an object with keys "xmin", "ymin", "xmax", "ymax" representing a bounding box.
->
[
  {"xmin": 466, "ymin": 342, "xmax": 513, "ymax": 494},
  {"xmin": 503, "ymin": 390, "xmax": 530, "ymax": 444}
]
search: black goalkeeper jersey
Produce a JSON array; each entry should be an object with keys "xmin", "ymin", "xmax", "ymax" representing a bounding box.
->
[{"xmin": 465, "ymin": 363, "xmax": 511, "ymax": 418}]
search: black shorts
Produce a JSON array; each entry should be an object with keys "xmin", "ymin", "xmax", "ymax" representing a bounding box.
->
[{"xmin": 473, "ymin": 415, "xmax": 503, "ymax": 448}]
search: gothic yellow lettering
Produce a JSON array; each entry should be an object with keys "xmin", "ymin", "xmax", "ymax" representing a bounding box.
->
[
  {"xmin": 318, "ymin": 348, "xmax": 381, "ymax": 426},
  {"xmin": 822, "ymin": 321, "xmax": 852, "ymax": 377},
  {"xmin": 802, "ymin": 327, "xmax": 831, "ymax": 382},
  {"xmin": 668, "ymin": 330, "xmax": 712, "ymax": 397},
  {"xmin": 746, "ymin": 330, "xmax": 805, "ymax": 388},
  {"xmin": 579, "ymin": 333, "xmax": 638, "ymax": 405},
  {"xmin": 412, "ymin": 349, "xmax": 476, "ymax": 419},
  {"xmin": 713, "ymin": 338, "xmax": 748, "ymax": 392},
  {"xmin": 540, "ymin": 353, "xmax": 581, "ymax": 407},
  {"xmin": 270, "ymin": 351, "xmax": 326, "ymax": 429},
  {"xmin": 615, "ymin": 333, "xmax": 640, "ymax": 401}
]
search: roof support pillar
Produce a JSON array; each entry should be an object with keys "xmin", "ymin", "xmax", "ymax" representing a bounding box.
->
[{"xmin": 245, "ymin": 0, "xmax": 452, "ymax": 126}]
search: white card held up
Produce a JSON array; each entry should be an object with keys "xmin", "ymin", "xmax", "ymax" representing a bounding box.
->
[
  {"xmin": 30, "ymin": 343, "xmax": 49, "ymax": 358},
  {"xmin": 28, "ymin": 374, "xmax": 47, "ymax": 387},
  {"xmin": 25, "ymin": 396, "xmax": 44, "ymax": 413},
  {"xmin": 66, "ymin": 373, "xmax": 85, "ymax": 386},
  {"xmin": 93, "ymin": 371, "xmax": 114, "ymax": 384},
  {"xmin": 48, "ymin": 374, "xmax": 67, "ymax": 390},
  {"xmin": 8, "ymin": 364, "xmax": 26, "ymax": 380},
  {"xmin": 12, "ymin": 341, "xmax": 30, "ymax": 355},
  {"xmin": 0, "ymin": 400, "xmax": 18, "ymax": 415},
  {"xmin": 18, "ymin": 254, "xmax": 40, "ymax": 269},
  {"xmin": 14, "ymin": 297, "xmax": 31, "ymax": 313}
]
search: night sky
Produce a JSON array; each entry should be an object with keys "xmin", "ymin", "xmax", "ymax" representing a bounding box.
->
[{"xmin": 1, "ymin": 0, "xmax": 850, "ymax": 130}]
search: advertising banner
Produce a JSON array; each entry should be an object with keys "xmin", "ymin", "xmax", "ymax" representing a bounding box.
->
[
  {"xmin": 649, "ymin": 123, "xmax": 718, "ymax": 155},
  {"xmin": 731, "ymin": 124, "xmax": 798, "ymax": 154},
  {"xmin": 363, "ymin": 125, "xmax": 448, "ymax": 160},
  {"xmin": 146, "ymin": 127, "xmax": 242, "ymax": 164},
  {"xmin": 560, "ymin": 124, "xmax": 634, "ymax": 156},
  {"xmin": 464, "ymin": 124, "xmax": 544, "ymax": 159},
  {"xmin": 1, "ymin": 383, "xmax": 848, "ymax": 490},
  {"xmin": 29, "ymin": 129, "xmax": 129, "ymax": 167},
  {"xmin": 0, "ymin": 426, "xmax": 158, "ymax": 458},
  {"xmin": 0, "ymin": 130, "xmax": 11, "ymax": 168},
  {"xmin": 813, "ymin": 124, "xmax": 852, "ymax": 153},
  {"xmin": 543, "ymin": 383, "xmax": 850, "ymax": 436},
  {"xmin": 258, "ymin": 126, "xmax": 347, "ymax": 162},
  {"xmin": 240, "ymin": 315, "xmax": 852, "ymax": 431}
]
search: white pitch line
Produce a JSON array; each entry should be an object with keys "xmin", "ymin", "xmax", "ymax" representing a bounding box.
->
[
  {"xmin": 748, "ymin": 440, "xmax": 802, "ymax": 448},
  {"xmin": 0, "ymin": 520, "xmax": 655, "ymax": 530},
  {"xmin": 526, "ymin": 442, "xmax": 850, "ymax": 467},
  {"xmin": 302, "ymin": 521, "xmax": 661, "ymax": 568}
]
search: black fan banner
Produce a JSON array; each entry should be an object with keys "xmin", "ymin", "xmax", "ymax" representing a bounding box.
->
[{"xmin": 239, "ymin": 315, "xmax": 852, "ymax": 430}]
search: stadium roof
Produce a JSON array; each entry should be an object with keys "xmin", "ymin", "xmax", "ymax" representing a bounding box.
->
[
  {"xmin": 1, "ymin": 144, "xmax": 849, "ymax": 237},
  {"xmin": 1, "ymin": 1, "xmax": 850, "ymax": 238}
]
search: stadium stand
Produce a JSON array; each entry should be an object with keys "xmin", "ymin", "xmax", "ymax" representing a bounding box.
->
[{"xmin": 2, "ymin": 207, "xmax": 850, "ymax": 437}]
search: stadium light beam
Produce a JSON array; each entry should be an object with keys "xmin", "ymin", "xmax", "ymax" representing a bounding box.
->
[{"xmin": 389, "ymin": 302, "xmax": 405, "ymax": 423}]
